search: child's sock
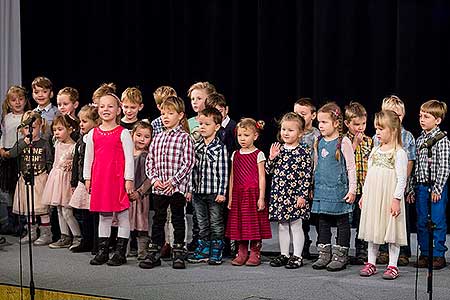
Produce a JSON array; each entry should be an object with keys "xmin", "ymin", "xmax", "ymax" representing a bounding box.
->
[
  {"xmin": 290, "ymin": 219, "xmax": 305, "ymax": 258},
  {"xmin": 367, "ymin": 242, "xmax": 379, "ymax": 265},
  {"xmin": 278, "ymin": 222, "xmax": 290, "ymax": 257},
  {"xmin": 388, "ymin": 243, "xmax": 400, "ymax": 267}
]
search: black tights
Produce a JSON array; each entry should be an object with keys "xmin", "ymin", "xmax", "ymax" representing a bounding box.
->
[{"xmin": 317, "ymin": 213, "xmax": 350, "ymax": 247}]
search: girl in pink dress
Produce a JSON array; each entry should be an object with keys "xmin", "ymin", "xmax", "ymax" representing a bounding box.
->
[
  {"xmin": 42, "ymin": 115, "xmax": 80, "ymax": 249},
  {"xmin": 84, "ymin": 93, "xmax": 134, "ymax": 266},
  {"xmin": 226, "ymin": 118, "xmax": 272, "ymax": 266}
]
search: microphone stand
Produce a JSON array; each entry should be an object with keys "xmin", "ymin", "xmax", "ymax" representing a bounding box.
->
[
  {"xmin": 23, "ymin": 123, "xmax": 36, "ymax": 300},
  {"xmin": 426, "ymin": 146, "xmax": 434, "ymax": 300}
]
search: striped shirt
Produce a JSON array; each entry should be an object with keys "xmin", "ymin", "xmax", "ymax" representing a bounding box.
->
[
  {"xmin": 345, "ymin": 131, "xmax": 373, "ymax": 195},
  {"xmin": 151, "ymin": 116, "xmax": 164, "ymax": 137},
  {"xmin": 413, "ymin": 127, "xmax": 450, "ymax": 195},
  {"xmin": 191, "ymin": 136, "xmax": 229, "ymax": 195},
  {"xmin": 146, "ymin": 124, "xmax": 195, "ymax": 196}
]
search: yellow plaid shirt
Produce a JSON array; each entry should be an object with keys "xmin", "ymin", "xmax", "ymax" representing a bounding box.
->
[{"xmin": 345, "ymin": 132, "xmax": 373, "ymax": 195}]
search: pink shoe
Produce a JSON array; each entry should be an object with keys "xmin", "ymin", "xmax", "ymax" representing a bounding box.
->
[
  {"xmin": 382, "ymin": 265, "xmax": 399, "ymax": 280},
  {"xmin": 360, "ymin": 262, "xmax": 377, "ymax": 277}
]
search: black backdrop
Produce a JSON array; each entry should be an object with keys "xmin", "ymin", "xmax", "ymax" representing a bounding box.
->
[{"xmin": 21, "ymin": 1, "xmax": 450, "ymax": 228}]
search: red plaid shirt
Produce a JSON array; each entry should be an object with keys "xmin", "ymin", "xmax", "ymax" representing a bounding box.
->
[{"xmin": 146, "ymin": 125, "xmax": 195, "ymax": 196}]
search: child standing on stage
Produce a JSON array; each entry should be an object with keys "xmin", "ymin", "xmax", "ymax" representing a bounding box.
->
[
  {"xmin": 0, "ymin": 86, "xmax": 30, "ymax": 235},
  {"xmin": 57, "ymin": 87, "xmax": 79, "ymax": 118},
  {"xmin": 31, "ymin": 77, "xmax": 58, "ymax": 139},
  {"xmin": 312, "ymin": 102, "xmax": 356, "ymax": 271},
  {"xmin": 128, "ymin": 121, "xmax": 153, "ymax": 260},
  {"xmin": 91, "ymin": 83, "xmax": 116, "ymax": 106},
  {"xmin": 293, "ymin": 97, "xmax": 320, "ymax": 259},
  {"xmin": 69, "ymin": 105, "xmax": 99, "ymax": 253},
  {"xmin": 6, "ymin": 111, "xmax": 53, "ymax": 245},
  {"xmin": 120, "ymin": 87, "xmax": 143, "ymax": 131},
  {"xmin": 409, "ymin": 100, "xmax": 449, "ymax": 270},
  {"xmin": 226, "ymin": 118, "xmax": 272, "ymax": 266},
  {"xmin": 42, "ymin": 115, "xmax": 80, "ymax": 249},
  {"xmin": 187, "ymin": 107, "xmax": 228, "ymax": 265},
  {"xmin": 151, "ymin": 86, "xmax": 177, "ymax": 136},
  {"xmin": 266, "ymin": 112, "xmax": 312, "ymax": 269},
  {"xmin": 343, "ymin": 102, "xmax": 373, "ymax": 265},
  {"xmin": 139, "ymin": 96, "xmax": 194, "ymax": 270},
  {"xmin": 84, "ymin": 93, "xmax": 134, "ymax": 266},
  {"xmin": 187, "ymin": 81, "xmax": 216, "ymax": 143},
  {"xmin": 358, "ymin": 110, "xmax": 408, "ymax": 279}
]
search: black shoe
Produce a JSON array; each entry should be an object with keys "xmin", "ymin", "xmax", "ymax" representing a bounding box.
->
[
  {"xmin": 270, "ymin": 254, "xmax": 289, "ymax": 267},
  {"xmin": 172, "ymin": 244, "xmax": 186, "ymax": 269},
  {"xmin": 139, "ymin": 244, "xmax": 162, "ymax": 269},
  {"xmin": 90, "ymin": 237, "xmax": 110, "ymax": 265},
  {"xmin": 350, "ymin": 255, "xmax": 366, "ymax": 265},
  {"xmin": 107, "ymin": 237, "xmax": 128, "ymax": 266},
  {"xmin": 302, "ymin": 240, "xmax": 312, "ymax": 259},
  {"xmin": 285, "ymin": 255, "xmax": 303, "ymax": 269}
]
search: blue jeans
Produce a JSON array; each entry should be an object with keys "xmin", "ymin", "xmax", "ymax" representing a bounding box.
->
[
  {"xmin": 416, "ymin": 184, "xmax": 448, "ymax": 257},
  {"xmin": 193, "ymin": 193, "xmax": 224, "ymax": 241}
]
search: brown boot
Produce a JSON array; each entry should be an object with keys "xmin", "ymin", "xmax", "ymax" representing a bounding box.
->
[
  {"xmin": 432, "ymin": 257, "xmax": 446, "ymax": 270},
  {"xmin": 245, "ymin": 240, "xmax": 262, "ymax": 266},
  {"xmin": 231, "ymin": 240, "xmax": 249, "ymax": 266}
]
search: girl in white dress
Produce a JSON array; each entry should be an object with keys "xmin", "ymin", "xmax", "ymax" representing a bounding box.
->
[{"xmin": 358, "ymin": 110, "xmax": 407, "ymax": 280}]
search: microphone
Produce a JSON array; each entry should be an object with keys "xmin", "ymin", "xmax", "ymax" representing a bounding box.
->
[
  {"xmin": 17, "ymin": 112, "xmax": 41, "ymax": 129},
  {"xmin": 419, "ymin": 131, "xmax": 447, "ymax": 150}
]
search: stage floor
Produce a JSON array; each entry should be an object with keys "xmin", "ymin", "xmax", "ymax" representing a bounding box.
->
[{"xmin": 1, "ymin": 230, "xmax": 450, "ymax": 300}]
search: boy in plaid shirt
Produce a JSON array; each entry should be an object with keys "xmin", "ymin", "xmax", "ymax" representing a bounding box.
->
[
  {"xmin": 139, "ymin": 96, "xmax": 195, "ymax": 270},
  {"xmin": 344, "ymin": 102, "xmax": 373, "ymax": 265},
  {"xmin": 409, "ymin": 100, "xmax": 449, "ymax": 270},
  {"xmin": 187, "ymin": 107, "xmax": 229, "ymax": 265}
]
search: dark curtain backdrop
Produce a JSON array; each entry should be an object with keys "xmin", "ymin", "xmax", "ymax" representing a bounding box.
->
[{"xmin": 20, "ymin": 0, "xmax": 450, "ymax": 231}]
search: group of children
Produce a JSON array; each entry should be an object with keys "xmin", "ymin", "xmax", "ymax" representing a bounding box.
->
[{"xmin": 0, "ymin": 77, "xmax": 448, "ymax": 280}]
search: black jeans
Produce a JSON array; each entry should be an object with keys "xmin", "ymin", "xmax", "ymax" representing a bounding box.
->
[
  {"xmin": 318, "ymin": 213, "xmax": 351, "ymax": 247},
  {"xmin": 151, "ymin": 193, "xmax": 186, "ymax": 246},
  {"xmin": 193, "ymin": 193, "xmax": 224, "ymax": 241}
]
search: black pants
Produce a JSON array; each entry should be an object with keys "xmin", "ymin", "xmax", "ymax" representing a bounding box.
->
[
  {"xmin": 74, "ymin": 208, "xmax": 95, "ymax": 244},
  {"xmin": 151, "ymin": 193, "xmax": 186, "ymax": 246},
  {"xmin": 318, "ymin": 213, "xmax": 351, "ymax": 247}
]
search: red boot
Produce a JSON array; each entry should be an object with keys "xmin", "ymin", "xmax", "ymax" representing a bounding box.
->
[
  {"xmin": 246, "ymin": 240, "xmax": 262, "ymax": 266},
  {"xmin": 231, "ymin": 240, "xmax": 249, "ymax": 266}
]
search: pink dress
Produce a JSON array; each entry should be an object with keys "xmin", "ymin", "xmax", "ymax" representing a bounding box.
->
[
  {"xmin": 42, "ymin": 141, "xmax": 75, "ymax": 207},
  {"xmin": 90, "ymin": 126, "xmax": 130, "ymax": 212},
  {"xmin": 226, "ymin": 149, "xmax": 272, "ymax": 240}
]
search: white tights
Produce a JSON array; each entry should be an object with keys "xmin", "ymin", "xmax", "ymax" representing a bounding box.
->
[
  {"xmin": 367, "ymin": 242, "xmax": 401, "ymax": 267},
  {"xmin": 57, "ymin": 206, "xmax": 80, "ymax": 236},
  {"xmin": 278, "ymin": 219, "xmax": 305, "ymax": 258},
  {"xmin": 99, "ymin": 210, "xmax": 130, "ymax": 239}
]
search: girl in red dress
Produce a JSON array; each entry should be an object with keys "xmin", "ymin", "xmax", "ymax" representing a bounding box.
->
[
  {"xmin": 226, "ymin": 118, "xmax": 271, "ymax": 266},
  {"xmin": 84, "ymin": 93, "xmax": 134, "ymax": 266}
]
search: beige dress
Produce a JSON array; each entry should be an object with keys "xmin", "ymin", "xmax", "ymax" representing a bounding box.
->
[{"xmin": 358, "ymin": 147, "xmax": 408, "ymax": 246}]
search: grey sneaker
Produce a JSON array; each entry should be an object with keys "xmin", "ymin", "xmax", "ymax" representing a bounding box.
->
[
  {"xmin": 34, "ymin": 226, "xmax": 52, "ymax": 246},
  {"xmin": 49, "ymin": 234, "xmax": 72, "ymax": 249},
  {"xmin": 69, "ymin": 236, "xmax": 82, "ymax": 251},
  {"xmin": 20, "ymin": 224, "xmax": 38, "ymax": 244}
]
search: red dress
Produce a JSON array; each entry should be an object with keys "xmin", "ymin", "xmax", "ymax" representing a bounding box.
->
[
  {"xmin": 90, "ymin": 126, "xmax": 130, "ymax": 212},
  {"xmin": 226, "ymin": 149, "xmax": 272, "ymax": 240}
]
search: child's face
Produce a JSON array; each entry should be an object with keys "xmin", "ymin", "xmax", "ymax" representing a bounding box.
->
[
  {"xmin": 344, "ymin": 116, "xmax": 367, "ymax": 136},
  {"xmin": 294, "ymin": 104, "xmax": 316, "ymax": 129},
  {"xmin": 57, "ymin": 94, "xmax": 79, "ymax": 116},
  {"xmin": 133, "ymin": 127, "xmax": 152, "ymax": 151},
  {"xmin": 32, "ymin": 86, "xmax": 52, "ymax": 107},
  {"xmin": 215, "ymin": 105, "xmax": 228, "ymax": 121},
  {"xmin": 237, "ymin": 127, "xmax": 258, "ymax": 149},
  {"xmin": 375, "ymin": 125, "xmax": 394, "ymax": 145},
  {"xmin": 53, "ymin": 123, "xmax": 71, "ymax": 142},
  {"xmin": 281, "ymin": 120, "xmax": 302, "ymax": 146},
  {"xmin": 190, "ymin": 89, "xmax": 207, "ymax": 113},
  {"xmin": 419, "ymin": 110, "xmax": 441, "ymax": 133},
  {"xmin": 161, "ymin": 107, "xmax": 183, "ymax": 130},
  {"xmin": 21, "ymin": 120, "xmax": 42, "ymax": 141},
  {"xmin": 121, "ymin": 99, "xmax": 143, "ymax": 122},
  {"xmin": 318, "ymin": 112, "xmax": 339, "ymax": 137},
  {"xmin": 8, "ymin": 94, "xmax": 26, "ymax": 114},
  {"xmin": 198, "ymin": 114, "xmax": 220, "ymax": 141},
  {"xmin": 98, "ymin": 95, "xmax": 121, "ymax": 123},
  {"xmin": 79, "ymin": 114, "xmax": 97, "ymax": 135}
]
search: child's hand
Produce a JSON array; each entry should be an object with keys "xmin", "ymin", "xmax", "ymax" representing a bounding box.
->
[
  {"xmin": 215, "ymin": 195, "xmax": 226, "ymax": 203},
  {"xmin": 85, "ymin": 180, "xmax": 91, "ymax": 194},
  {"xmin": 269, "ymin": 142, "xmax": 281, "ymax": 160},
  {"xmin": 353, "ymin": 132, "xmax": 364, "ymax": 147},
  {"xmin": 406, "ymin": 192, "xmax": 415, "ymax": 204},
  {"xmin": 432, "ymin": 192, "xmax": 441, "ymax": 203},
  {"xmin": 162, "ymin": 181, "xmax": 174, "ymax": 194},
  {"xmin": 295, "ymin": 197, "xmax": 306, "ymax": 208},
  {"xmin": 153, "ymin": 180, "xmax": 165, "ymax": 190},
  {"xmin": 125, "ymin": 180, "xmax": 134, "ymax": 194},
  {"xmin": 391, "ymin": 198, "xmax": 401, "ymax": 217},
  {"xmin": 343, "ymin": 192, "xmax": 356, "ymax": 204},
  {"xmin": 227, "ymin": 196, "xmax": 233, "ymax": 210},
  {"xmin": 257, "ymin": 198, "xmax": 265, "ymax": 211},
  {"xmin": 24, "ymin": 137, "xmax": 31, "ymax": 145},
  {"xmin": 358, "ymin": 197, "xmax": 363, "ymax": 209},
  {"xmin": 186, "ymin": 193, "xmax": 193, "ymax": 202},
  {"xmin": 128, "ymin": 191, "xmax": 139, "ymax": 202},
  {"xmin": 0, "ymin": 148, "xmax": 6, "ymax": 157}
]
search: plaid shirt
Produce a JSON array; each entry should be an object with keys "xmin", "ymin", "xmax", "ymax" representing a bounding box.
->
[
  {"xmin": 151, "ymin": 116, "xmax": 164, "ymax": 137},
  {"xmin": 373, "ymin": 127, "xmax": 416, "ymax": 161},
  {"xmin": 191, "ymin": 136, "xmax": 229, "ymax": 195},
  {"xmin": 146, "ymin": 125, "xmax": 195, "ymax": 196},
  {"xmin": 345, "ymin": 132, "xmax": 373, "ymax": 195},
  {"xmin": 413, "ymin": 127, "xmax": 450, "ymax": 196}
]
